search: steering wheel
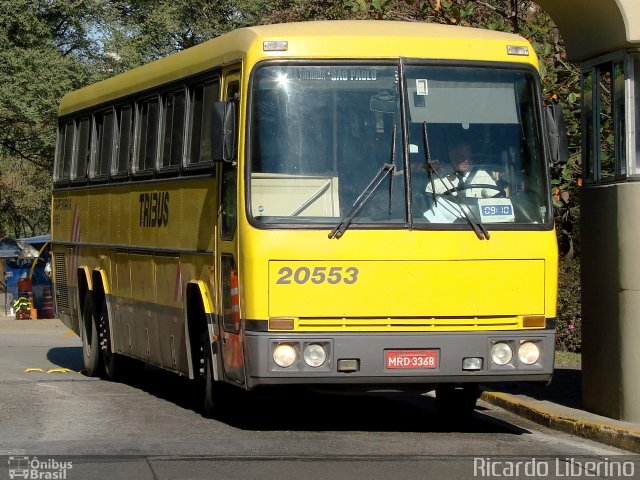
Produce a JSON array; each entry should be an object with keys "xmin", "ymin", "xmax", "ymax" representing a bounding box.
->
[{"xmin": 442, "ymin": 183, "xmax": 506, "ymax": 198}]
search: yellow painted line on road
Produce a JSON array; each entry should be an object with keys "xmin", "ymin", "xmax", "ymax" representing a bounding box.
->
[{"xmin": 24, "ymin": 367, "xmax": 73, "ymax": 374}]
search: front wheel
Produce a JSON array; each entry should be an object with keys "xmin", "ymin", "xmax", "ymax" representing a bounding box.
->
[
  {"xmin": 201, "ymin": 332, "xmax": 225, "ymax": 418},
  {"xmin": 80, "ymin": 292, "xmax": 103, "ymax": 377}
]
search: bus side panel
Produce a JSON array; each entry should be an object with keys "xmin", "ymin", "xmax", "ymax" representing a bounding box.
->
[
  {"xmin": 114, "ymin": 252, "xmax": 132, "ymax": 355},
  {"xmin": 130, "ymin": 253, "xmax": 161, "ymax": 364},
  {"xmin": 155, "ymin": 255, "xmax": 189, "ymax": 373}
]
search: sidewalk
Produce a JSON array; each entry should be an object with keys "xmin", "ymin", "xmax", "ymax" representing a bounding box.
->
[{"xmin": 480, "ymin": 364, "xmax": 640, "ymax": 453}]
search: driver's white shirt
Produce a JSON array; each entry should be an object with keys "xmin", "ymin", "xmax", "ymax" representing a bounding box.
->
[
  {"xmin": 424, "ymin": 168, "xmax": 498, "ymax": 223},
  {"xmin": 425, "ymin": 168, "xmax": 497, "ymax": 198}
]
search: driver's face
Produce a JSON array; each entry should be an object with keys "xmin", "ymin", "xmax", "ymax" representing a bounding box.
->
[{"xmin": 449, "ymin": 144, "xmax": 472, "ymax": 173}]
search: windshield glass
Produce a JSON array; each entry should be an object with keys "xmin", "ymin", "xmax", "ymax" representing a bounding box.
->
[
  {"xmin": 405, "ymin": 65, "xmax": 549, "ymax": 226},
  {"xmin": 250, "ymin": 65, "xmax": 404, "ymax": 224},
  {"xmin": 248, "ymin": 63, "xmax": 550, "ymax": 227}
]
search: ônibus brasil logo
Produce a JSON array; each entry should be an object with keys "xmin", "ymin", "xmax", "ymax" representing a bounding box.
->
[{"xmin": 7, "ymin": 456, "xmax": 72, "ymax": 479}]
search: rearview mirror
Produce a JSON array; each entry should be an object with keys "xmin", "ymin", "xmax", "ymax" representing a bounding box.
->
[
  {"xmin": 212, "ymin": 101, "xmax": 237, "ymax": 163},
  {"xmin": 544, "ymin": 103, "xmax": 569, "ymax": 164}
]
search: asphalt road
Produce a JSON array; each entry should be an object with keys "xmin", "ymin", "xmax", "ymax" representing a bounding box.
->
[{"xmin": 0, "ymin": 318, "xmax": 637, "ymax": 480}]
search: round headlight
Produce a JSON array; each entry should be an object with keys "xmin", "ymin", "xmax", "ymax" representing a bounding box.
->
[
  {"xmin": 518, "ymin": 341, "xmax": 540, "ymax": 365},
  {"xmin": 303, "ymin": 344, "xmax": 327, "ymax": 367},
  {"xmin": 490, "ymin": 342, "xmax": 513, "ymax": 366},
  {"xmin": 273, "ymin": 344, "xmax": 297, "ymax": 368}
]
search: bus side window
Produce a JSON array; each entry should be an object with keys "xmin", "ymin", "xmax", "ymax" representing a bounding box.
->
[
  {"xmin": 92, "ymin": 108, "xmax": 115, "ymax": 180},
  {"xmin": 55, "ymin": 120, "xmax": 74, "ymax": 183},
  {"xmin": 115, "ymin": 104, "xmax": 134, "ymax": 176},
  {"xmin": 221, "ymin": 163, "xmax": 237, "ymax": 240},
  {"xmin": 135, "ymin": 96, "xmax": 160, "ymax": 174},
  {"xmin": 221, "ymin": 80, "xmax": 239, "ymax": 240},
  {"xmin": 187, "ymin": 79, "xmax": 220, "ymax": 168},
  {"xmin": 72, "ymin": 116, "xmax": 92, "ymax": 182},
  {"xmin": 160, "ymin": 88, "xmax": 186, "ymax": 171}
]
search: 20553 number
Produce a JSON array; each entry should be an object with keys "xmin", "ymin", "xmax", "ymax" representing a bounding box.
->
[{"xmin": 276, "ymin": 266, "xmax": 359, "ymax": 285}]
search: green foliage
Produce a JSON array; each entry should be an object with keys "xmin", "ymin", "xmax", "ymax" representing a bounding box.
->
[
  {"xmin": 555, "ymin": 258, "xmax": 581, "ymax": 352},
  {"xmin": 100, "ymin": 0, "xmax": 257, "ymax": 71},
  {"xmin": 0, "ymin": 0, "xmax": 99, "ymax": 237}
]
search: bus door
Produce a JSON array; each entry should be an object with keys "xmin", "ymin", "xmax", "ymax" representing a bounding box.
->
[{"xmin": 217, "ymin": 70, "xmax": 243, "ymax": 384}]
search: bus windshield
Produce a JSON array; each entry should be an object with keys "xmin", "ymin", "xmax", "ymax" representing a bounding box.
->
[{"xmin": 249, "ymin": 63, "xmax": 550, "ymax": 228}]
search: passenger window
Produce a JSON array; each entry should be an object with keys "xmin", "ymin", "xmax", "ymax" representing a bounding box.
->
[
  {"xmin": 160, "ymin": 88, "xmax": 186, "ymax": 170},
  {"xmin": 115, "ymin": 104, "xmax": 134, "ymax": 176},
  {"xmin": 73, "ymin": 116, "xmax": 91, "ymax": 181},
  {"xmin": 55, "ymin": 121, "xmax": 74, "ymax": 182},
  {"xmin": 135, "ymin": 96, "xmax": 160, "ymax": 174},
  {"xmin": 188, "ymin": 79, "xmax": 219, "ymax": 167},
  {"xmin": 93, "ymin": 109, "xmax": 115, "ymax": 179}
]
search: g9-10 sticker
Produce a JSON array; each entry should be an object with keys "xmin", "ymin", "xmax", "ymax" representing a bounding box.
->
[{"xmin": 276, "ymin": 266, "xmax": 359, "ymax": 285}]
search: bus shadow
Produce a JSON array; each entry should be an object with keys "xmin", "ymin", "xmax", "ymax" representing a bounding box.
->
[
  {"xmin": 45, "ymin": 348, "xmax": 531, "ymax": 435},
  {"xmin": 221, "ymin": 387, "xmax": 530, "ymax": 434},
  {"xmin": 118, "ymin": 366, "xmax": 530, "ymax": 435},
  {"xmin": 46, "ymin": 346, "xmax": 85, "ymax": 372}
]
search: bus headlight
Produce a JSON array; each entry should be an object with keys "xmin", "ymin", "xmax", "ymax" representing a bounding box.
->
[
  {"xmin": 273, "ymin": 344, "xmax": 297, "ymax": 368},
  {"xmin": 303, "ymin": 344, "xmax": 327, "ymax": 368},
  {"xmin": 490, "ymin": 342, "xmax": 513, "ymax": 366},
  {"xmin": 518, "ymin": 341, "xmax": 540, "ymax": 365}
]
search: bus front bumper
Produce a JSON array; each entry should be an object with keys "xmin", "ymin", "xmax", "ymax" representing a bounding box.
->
[{"xmin": 244, "ymin": 330, "xmax": 554, "ymax": 389}]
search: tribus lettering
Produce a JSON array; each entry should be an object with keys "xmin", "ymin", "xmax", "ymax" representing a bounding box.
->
[{"xmin": 139, "ymin": 192, "xmax": 169, "ymax": 227}]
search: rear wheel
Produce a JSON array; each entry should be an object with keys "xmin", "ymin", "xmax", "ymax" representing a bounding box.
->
[
  {"xmin": 435, "ymin": 383, "xmax": 479, "ymax": 421},
  {"xmin": 80, "ymin": 292, "xmax": 103, "ymax": 377}
]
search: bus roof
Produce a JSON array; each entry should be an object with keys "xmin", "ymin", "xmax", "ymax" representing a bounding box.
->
[{"xmin": 58, "ymin": 20, "xmax": 537, "ymax": 116}]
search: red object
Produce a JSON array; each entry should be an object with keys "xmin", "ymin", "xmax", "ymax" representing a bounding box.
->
[
  {"xmin": 40, "ymin": 286, "xmax": 54, "ymax": 319},
  {"xmin": 385, "ymin": 350, "xmax": 439, "ymax": 369}
]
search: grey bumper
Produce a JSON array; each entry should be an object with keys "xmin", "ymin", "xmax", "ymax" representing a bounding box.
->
[{"xmin": 244, "ymin": 329, "xmax": 554, "ymax": 389}]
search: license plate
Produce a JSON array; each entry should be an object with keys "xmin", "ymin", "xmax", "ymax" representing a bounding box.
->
[{"xmin": 385, "ymin": 350, "xmax": 439, "ymax": 369}]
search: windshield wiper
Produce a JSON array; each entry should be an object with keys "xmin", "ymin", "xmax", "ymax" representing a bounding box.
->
[
  {"xmin": 428, "ymin": 167, "xmax": 490, "ymax": 240},
  {"xmin": 422, "ymin": 122, "xmax": 438, "ymax": 207},
  {"xmin": 329, "ymin": 125, "xmax": 397, "ymax": 239}
]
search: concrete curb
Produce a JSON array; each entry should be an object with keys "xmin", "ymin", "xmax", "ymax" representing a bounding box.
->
[{"xmin": 480, "ymin": 390, "xmax": 640, "ymax": 454}]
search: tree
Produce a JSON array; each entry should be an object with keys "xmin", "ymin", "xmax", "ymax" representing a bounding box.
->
[
  {"xmin": 100, "ymin": 0, "xmax": 266, "ymax": 73},
  {"xmin": 0, "ymin": 0, "xmax": 102, "ymax": 237}
]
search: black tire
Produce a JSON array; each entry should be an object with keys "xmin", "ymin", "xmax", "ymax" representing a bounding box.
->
[
  {"xmin": 80, "ymin": 292, "xmax": 103, "ymax": 377},
  {"xmin": 202, "ymin": 331, "xmax": 218, "ymax": 418},
  {"xmin": 435, "ymin": 383, "xmax": 479, "ymax": 421}
]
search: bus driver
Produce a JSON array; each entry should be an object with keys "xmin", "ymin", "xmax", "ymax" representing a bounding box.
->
[{"xmin": 423, "ymin": 141, "xmax": 499, "ymax": 223}]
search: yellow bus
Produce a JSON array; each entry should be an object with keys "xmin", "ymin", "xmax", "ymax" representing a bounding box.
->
[{"xmin": 52, "ymin": 20, "xmax": 560, "ymax": 418}]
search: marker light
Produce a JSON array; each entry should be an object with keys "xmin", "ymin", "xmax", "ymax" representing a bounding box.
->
[
  {"xmin": 273, "ymin": 344, "xmax": 297, "ymax": 368},
  {"xmin": 518, "ymin": 341, "xmax": 541, "ymax": 365},
  {"xmin": 507, "ymin": 45, "xmax": 529, "ymax": 56},
  {"xmin": 490, "ymin": 342, "xmax": 513, "ymax": 366},
  {"xmin": 303, "ymin": 344, "xmax": 327, "ymax": 368},
  {"xmin": 462, "ymin": 357, "xmax": 483, "ymax": 371},
  {"xmin": 263, "ymin": 41, "xmax": 288, "ymax": 52}
]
